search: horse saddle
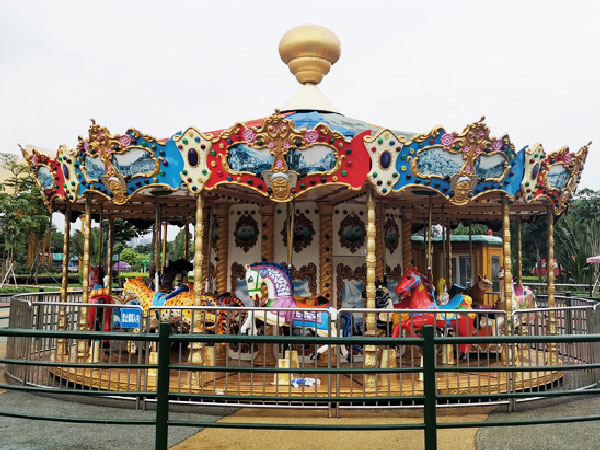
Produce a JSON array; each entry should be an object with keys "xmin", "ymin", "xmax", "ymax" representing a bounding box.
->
[{"xmin": 293, "ymin": 294, "xmax": 330, "ymax": 308}]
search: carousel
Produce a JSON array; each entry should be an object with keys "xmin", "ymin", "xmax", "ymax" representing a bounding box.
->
[{"xmin": 8, "ymin": 25, "xmax": 595, "ymax": 407}]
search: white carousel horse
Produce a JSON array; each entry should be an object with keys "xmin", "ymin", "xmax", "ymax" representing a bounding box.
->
[
  {"xmin": 239, "ymin": 263, "xmax": 348, "ymax": 360},
  {"xmin": 494, "ymin": 269, "xmax": 539, "ymax": 329}
]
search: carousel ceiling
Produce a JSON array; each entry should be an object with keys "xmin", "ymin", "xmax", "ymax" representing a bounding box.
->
[{"xmin": 22, "ymin": 25, "xmax": 589, "ymax": 222}]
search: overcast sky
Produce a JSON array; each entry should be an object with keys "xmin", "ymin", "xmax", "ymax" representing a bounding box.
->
[{"xmin": 1, "ymin": 0, "xmax": 598, "ymax": 236}]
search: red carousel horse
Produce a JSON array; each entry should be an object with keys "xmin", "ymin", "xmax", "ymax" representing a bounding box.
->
[{"xmin": 392, "ymin": 267, "xmax": 476, "ymax": 354}]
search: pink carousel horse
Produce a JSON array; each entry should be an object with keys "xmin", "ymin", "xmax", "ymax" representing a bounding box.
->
[{"xmin": 392, "ymin": 267, "xmax": 476, "ymax": 354}]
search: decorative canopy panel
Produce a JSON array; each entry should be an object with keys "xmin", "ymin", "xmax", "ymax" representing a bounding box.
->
[
  {"xmin": 21, "ymin": 25, "xmax": 589, "ymax": 218},
  {"xmin": 22, "ymin": 112, "xmax": 588, "ymax": 216}
]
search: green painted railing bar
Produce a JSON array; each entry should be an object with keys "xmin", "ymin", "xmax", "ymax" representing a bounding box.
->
[
  {"xmin": 435, "ymin": 334, "xmax": 600, "ymax": 344},
  {"xmin": 155, "ymin": 322, "xmax": 171, "ymax": 450},
  {"xmin": 0, "ymin": 410, "xmax": 155, "ymax": 425},
  {"xmin": 0, "ymin": 359, "xmax": 152, "ymax": 369},
  {"xmin": 436, "ymin": 363, "xmax": 600, "ymax": 373},
  {"xmin": 437, "ymin": 413, "xmax": 600, "ymax": 429},
  {"xmin": 167, "ymin": 420, "xmax": 426, "ymax": 431},
  {"xmin": 422, "ymin": 326, "xmax": 437, "ymax": 450},
  {"xmin": 0, "ymin": 385, "xmax": 153, "ymax": 397}
]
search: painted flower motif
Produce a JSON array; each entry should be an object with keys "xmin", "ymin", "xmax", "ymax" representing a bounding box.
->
[
  {"xmin": 119, "ymin": 134, "xmax": 132, "ymax": 147},
  {"xmin": 492, "ymin": 139, "xmax": 503, "ymax": 151},
  {"xmin": 31, "ymin": 154, "xmax": 40, "ymax": 165},
  {"xmin": 475, "ymin": 147, "xmax": 482, "ymax": 155},
  {"xmin": 106, "ymin": 165, "xmax": 114, "ymax": 174},
  {"xmin": 243, "ymin": 129, "xmax": 256, "ymax": 143},
  {"xmin": 268, "ymin": 141, "xmax": 275, "ymax": 149},
  {"xmin": 440, "ymin": 133, "xmax": 455, "ymax": 147},
  {"xmin": 283, "ymin": 142, "xmax": 290, "ymax": 149},
  {"xmin": 83, "ymin": 141, "xmax": 90, "ymax": 151},
  {"xmin": 465, "ymin": 165, "xmax": 472, "ymax": 173},
  {"xmin": 563, "ymin": 153, "xmax": 572, "ymax": 164},
  {"xmin": 305, "ymin": 129, "xmax": 318, "ymax": 144},
  {"xmin": 463, "ymin": 146, "xmax": 470, "ymax": 154},
  {"xmin": 274, "ymin": 160, "xmax": 284, "ymax": 169}
]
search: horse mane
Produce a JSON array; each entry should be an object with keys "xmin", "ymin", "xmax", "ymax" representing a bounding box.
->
[{"xmin": 250, "ymin": 262, "xmax": 287, "ymax": 273}]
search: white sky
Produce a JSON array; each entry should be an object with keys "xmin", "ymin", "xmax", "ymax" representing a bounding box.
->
[{"xmin": 1, "ymin": 0, "xmax": 599, "ymax": 239}]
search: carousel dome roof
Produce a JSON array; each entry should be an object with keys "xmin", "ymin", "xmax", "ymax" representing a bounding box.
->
[{"xmin": 22, "ymin": 25, "xmax": 589, "ymax": 224}]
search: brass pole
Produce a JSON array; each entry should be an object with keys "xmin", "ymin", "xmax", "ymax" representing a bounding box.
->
[
  {"xmin": 376, "ymin": 203, "xmax": 385, "ymax": 281},
  {"xmin": 154, "ymin": 199, "xmax": 161, "ymax": 292},
  {"xmin": 501, "ymin": 196, "xmax": 513, "ymax": 318},
  {"xmin": 57, "ymin": 202, "xmax": 71, "ymax": 354},
  {"xmin": 317, "ymin": 202, "xmax": 333, "ymax": 303},
  {"xmin": 469, "ymin": 221, "xmax": 474, "ymax": 284},
  {"xmin": 47, "ymin": 220, "xmax": 53, "ymax": 267},
  {"xmin": 215, "ymin": 204, "xmax": 229, "ymax": 294},
  {"xmin": 402, "ymin": 209, "xmax": 413, "ymax": 272},
  {"xmin": 428, "ymin": 196, "xmax": 433, "ymax": 275},
  {"xmin": 162, "ymin": 222, "xmax": 168, "ymax": 273},
  {"xmin": 193, "ymin": 194, "xmax": 204, "ymax": 307},
  {"xmin": 516, "ymin": 217, "xmax": 523, "ymax": 286},
  {"xmin": 97, "ymin": 204, "xmax": 103, "ymax": 268},
  {"xmin": 205, "ymin": 204, "xmax": 215, "ymax": 291},
  {"xmin": 286, "ymin": 201, "xmax": 295, "ymax": 274},
  {"xmin": 364, "ymin": 186, "xmax": 378, "ymax": 389},
  {"xmin": 106, "ymin": 217, "xmax": 114, "ymax": 295},
  {"xmin": 78, "ymin": 195, "xmax": 92, "ymax": 360},
  {"xmin": 441, "ymin": 205, "xmax": 446, "ymax": 283},
  {"xmin": 546, "ymin": 204, "xmax": 558, "ymax": 364},
  {"xmin": 183, "ymin": 222, "xmax": 190, "ymax": 260},
  {"xmin": 447, "ymin": 224, "xmax": 453, "ymax": 285}
]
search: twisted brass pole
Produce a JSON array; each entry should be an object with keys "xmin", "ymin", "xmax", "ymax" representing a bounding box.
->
[
  {"xmin": 193, "ymin": 194, "xmax": 204, "ymax": 307},
  {"xmin": 364, "ymin": 186, "xmax": 377, "ymax": 389},
  {"xmin": 261, "ymin": 204, "xmax": 275, "ymax": 262},
  {"xmin": 502, "ymin": 196, "xmax": 513, "ymax": 318},
  {"xmin": 215, "ymin": 204, "xmax": 229, "ymax": 295},
  {"xmin": 376, "ymin": 203, "xmax": 385, "ymax": 280},
  {"xmin": 402, "ymin": 209, "xmax": 413, "ymax": 272},
  {"xmin": 546, "ymin": 203, "xmax": 558, "ymax": 364},
  {"xmin": 107, "ymin": 217, "xmax": 114, "ymax": 295},
  {"xmin": 516, "ymin": 217, "xmax": 523, "ymax": 286},
  {"xmin": 317, "ymin": 202, "xmax": 333, "ymax": 303},
  {"xmin": 57, "ymin": 202, "xmax": 71, "ymax": 354}
]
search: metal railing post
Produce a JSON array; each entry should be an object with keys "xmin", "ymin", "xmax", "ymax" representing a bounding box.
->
[
  {"xmin": 155, "ymin": 322, "xmax": 171, "ymax": 450},
  {"xmin": 423, "ymin": 325, "xmax": 437, "ymax": 450}
]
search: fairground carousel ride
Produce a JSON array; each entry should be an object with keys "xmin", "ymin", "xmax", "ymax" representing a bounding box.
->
[{"xmin": 13, "ymin": 25, "xmax": 594, "ymax": 405}]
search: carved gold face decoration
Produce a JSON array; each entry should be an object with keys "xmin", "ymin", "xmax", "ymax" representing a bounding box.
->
[{"xmin": 271, "ymin": 176, "xmax": 291, "ymax": 201}]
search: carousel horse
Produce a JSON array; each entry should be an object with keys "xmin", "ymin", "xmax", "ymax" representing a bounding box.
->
[
  {"xmin": 392, "ymin": 267, "xmax": 476, "ymax": 354},
  {"xmin": 497, "ymin": 268, "xmax": 538, "ymax": 327},
  {"xmin": 240, "ymin": 262, "xmax": 348, "ymax": 360},
  {"xmin": 87, "ymin": 266, "xmax": 112, "ymax": 340},
  {"xmin": 340, "ymin": 279, "xmax": 402, "ymax": 358},
  {"xmin": 160, "ymin": 259, "xmax": 194, "ymax": 291},
  {"xmin": 466, "ymin": 275, "xmax": 493, "ymax": 308}
]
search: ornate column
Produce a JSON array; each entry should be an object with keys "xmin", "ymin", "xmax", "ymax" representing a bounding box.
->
[
  {"xmin": 183, "ymin": 222, "xmax": 190, "ymax": 260},
  {"xmin": 215, "ymin": 204, "xmax": 229, "ymax": 295},
  {"xmin": 516, "ymin": 217, "xmax": 523, "ymax": 286},
  {"xmin": 162, "ymin": 222, "xmax": 168, "ymax": 273},
  {"xmin": 78, "ymin": 195, "xmax": 92, "ymax": 360},
  {"xmin": 154, "ymin": 200, "xmax": 161, "ymax": 291},
  {"xmin": 375, "ymin": 203, "xmax": 385, "ymax": 281},
  {"xmin": 401, "ymin": 209, "xmax": 413, "ymax": 272},
  {"xmin": 47, "ymin": 222, "xmax": 53, "ymax": 267},
  {"xmin": 364, "ymin": 186, "xmax": 377, "ymax": 389},
  {"xmin": 260, "ymin": 204, "xmax": 275, "ymax": 262},
  {"xmin": 546, "ymin": 204, "xmax": 558, "ymax": 364},
  {"xmin": 501, "ymin": 195, "xmax": 516, "ymax": 365},
  {"xmin": 501, "ymin": 196, "xmax": 513, "ymax": 318},
  {"xmin": 202, "ymin": 206, "xmax": 212, "ymax": 290},
  {"xmin": 317, "ymin": 202, "xmax": 333, "ymax": 302},
  {"xmin": 447, "ymin": 225, "xmax": 453, "ymax": 285},
  {"xmin": 193, "ymin": 194, "xmax": 204, "ymax": 307},
  {"xmin": 57, "ymin": 202, "xmax": 71, "ymax": 354},
  {"xmin": 96, "ymin": 205, "xmax": 103, "ymax": 268},
  {"xmin": 106, "ymin": 217, "xmax": 114, "ymax": 295}
]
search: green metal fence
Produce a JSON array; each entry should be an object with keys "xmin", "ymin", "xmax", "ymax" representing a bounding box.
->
[{"xmin": 2, "ymin": 324, "xmax": 600, "ymax": 450}]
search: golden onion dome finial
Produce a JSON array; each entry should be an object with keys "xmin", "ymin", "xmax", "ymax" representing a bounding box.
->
[{"xmin": 279, "ymin": 25, "xmax": 341, "ymax": 85}]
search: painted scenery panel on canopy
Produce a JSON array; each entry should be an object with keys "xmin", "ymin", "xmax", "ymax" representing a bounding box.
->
[
  {"xmin": 286, "ymin": 145, "xmax": 336, "ymax": 176},
  {"xmin": 84, "ymin": 155, "xmax": 106, "ymax": 180},
  {"xmin": 37, "ymin": 166, "xmax": 53, "ymax": 190},
  {"xmin": 416, "ymin": 148, "xmax": 464, "ymax": 177},
  {"xmin": 227, "ymin": 144, "xmax": 273, "ymax": 173},
  {"xmin": 112, "ymin": 149, "xmax": 156, "ymax": 177},
  {"xmin": 474, "ymin": 154, "xmax": 506, "ymax": 179},
  {"xmin": 547, "ymin": 165, "xmax": 570, "ymax": 190}
]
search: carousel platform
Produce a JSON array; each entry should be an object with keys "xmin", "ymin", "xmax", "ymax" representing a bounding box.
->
[{"xmin": 45, "ymin": 347, "xmax": 563, "ymax": 401}]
